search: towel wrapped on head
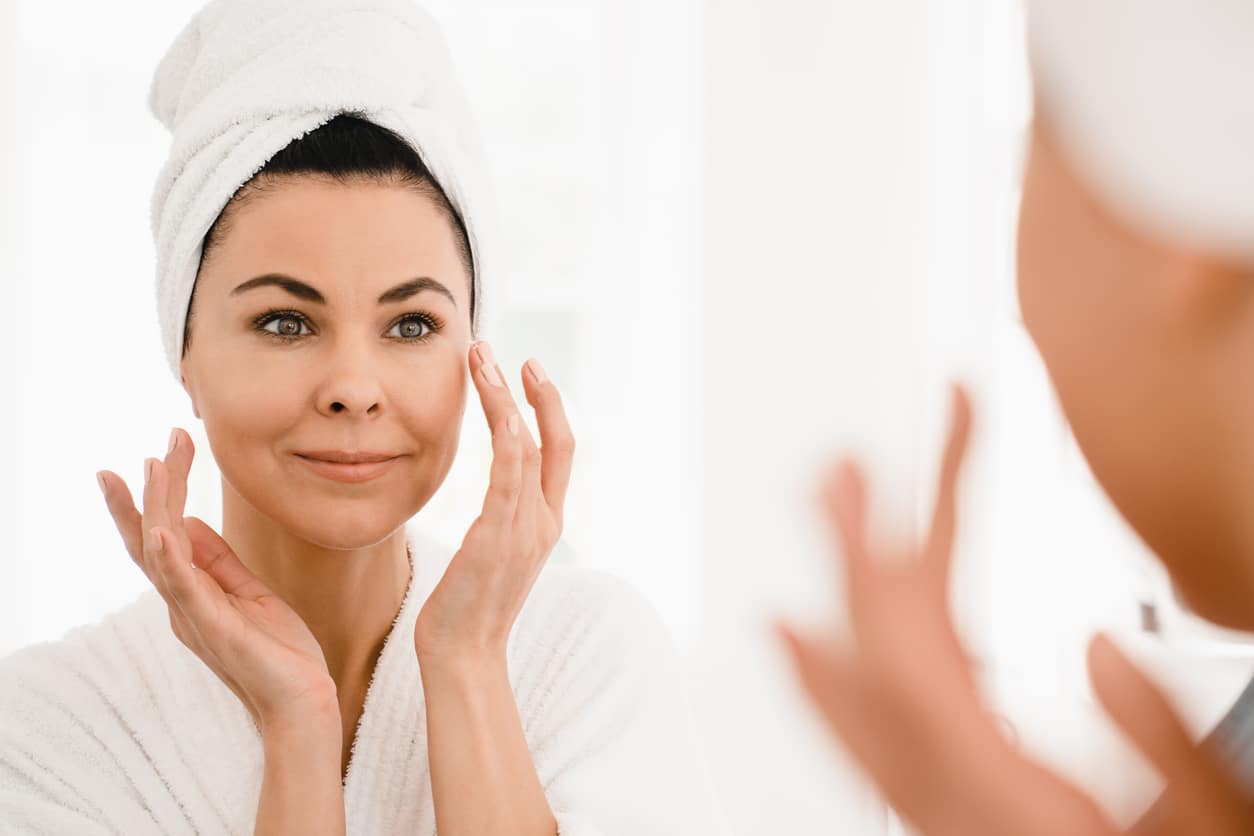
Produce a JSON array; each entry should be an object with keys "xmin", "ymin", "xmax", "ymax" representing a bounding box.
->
[
  {"xmin": 147, "ymin": 0, "xmax": 494, "ymax": 382},
  {"xmin": 1027, "ymin": 0, "xmax": 1254, "ymax": 265}
]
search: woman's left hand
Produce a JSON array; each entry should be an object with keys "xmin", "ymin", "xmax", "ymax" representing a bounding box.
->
[{"xmin": 413, "ymin": 341, "xmax": 574, "ymax": 666}]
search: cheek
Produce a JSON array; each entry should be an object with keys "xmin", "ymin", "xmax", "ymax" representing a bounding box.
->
[
  {"xmin": 1016, "ymin": 141, "xmax": 1072, "ymax": 364},
  {"xmin": 401, "ymin": 355, "xmax": 468, "ymax": 438},
  {"xmin": 194, "ymin": 352, "xmax": 298, "ymax": 452}
]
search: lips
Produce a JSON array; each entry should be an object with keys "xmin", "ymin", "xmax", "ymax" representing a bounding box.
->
[
  {"xmin": 294, "ymin": 450, "xmax": 399, "ymax": 464},
  {"xmin": 293, "ymin": 452, "xmax": 402, "ymax": 484}
]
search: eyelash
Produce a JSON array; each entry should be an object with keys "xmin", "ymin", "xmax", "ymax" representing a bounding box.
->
[{"xmin": 251, "ymin": 307, "xmax": 444, "ymax": 344}]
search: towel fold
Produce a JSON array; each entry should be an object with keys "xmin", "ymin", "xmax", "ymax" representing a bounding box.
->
[{"xmin": 148, "ymin": 0, "xmax": 495, "ymax": 381}]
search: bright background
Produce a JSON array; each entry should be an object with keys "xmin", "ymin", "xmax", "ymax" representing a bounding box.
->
[{"xmin": 4, "ymin": 1, "xmax": 1254, "ymax": 833}]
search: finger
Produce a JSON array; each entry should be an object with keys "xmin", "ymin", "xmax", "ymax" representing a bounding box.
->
[
  {"xmin": 142, "ymin": 459, "xmax": 190, "ymax": 609},
  {"xmin": 96, "ymin": 470, "xmax": 145, "ymax": 571},
  {"xmin": 1087, "ymin": 633, "xmax": 1201, "ymax": 780},
  {"xmin": 162, "ymin": 427, "xmax": 195, "ymax": 527},
  {"xmin": 505, "ymin": 365, "xmax": 543, "ymax": 531},
  {"xmin": 520, "ymin": 357, "xmax": 575, "ymax": 519},
  {"xmin": 183, "ymin": 516, "xmax": 274, "ymax": 600},
  {"xmin": 142, "ymin": 457, "xmax": 175, "ymax": 541},
  {"xmin": 1087, "ymin": 632, "xmax": 1249, "ymax": 833},
  {"xmin": 923, "ymin": 383, "xmax": 973, "ymax": 587},
  {"xmin": 480, "ymin": 410, "xmax": 524, "ymax": 527},
  {"xmin": 145, "ymin": 523, "xmax": 226, "ymax": 645},
  {"xmin": 469, "ymin": 340, "xmax": 522, "ymax": 433},
  {"xmin": 819, "ymin": 458, "xmax": 872, "ymax": 597}
]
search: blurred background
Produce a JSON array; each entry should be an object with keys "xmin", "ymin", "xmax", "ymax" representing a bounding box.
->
[{"xmin": 3, "ymin": 1, "xmax": 1253, "ymax": 833}]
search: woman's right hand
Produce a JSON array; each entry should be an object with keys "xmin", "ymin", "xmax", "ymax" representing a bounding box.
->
[
  {"xmin": 96, "ymin": 427, "xmax": 338, "ymax": 735},
  {"xmin": 774, "ymin": 385, "xmax": 1254, "ymax": 836}
]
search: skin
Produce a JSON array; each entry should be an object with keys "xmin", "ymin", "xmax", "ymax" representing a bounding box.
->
[
  {"xmin": 182, "ymin": 176, "xmax": 471, "ymax": 766},
  {"xmin": 772, "ymin": 114, "xmax": 1254, "ymax": 832},
  {"xmin": 1017, "ymin": 115, "xmax": 1254, "ymax": 632},
  {"xmin": 97, "ymin": 174, "xmax": 572, "ymax": 834}
]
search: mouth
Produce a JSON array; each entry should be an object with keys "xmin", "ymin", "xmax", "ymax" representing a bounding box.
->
[{"xmin": 293, "ymin": 453, "xmax": 402, "ymax": 484}]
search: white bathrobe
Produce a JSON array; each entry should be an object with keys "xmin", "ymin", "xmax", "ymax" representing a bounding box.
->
[{"xmin": 0, "ymin": 524, "xmax": 728, "ymax": 834}]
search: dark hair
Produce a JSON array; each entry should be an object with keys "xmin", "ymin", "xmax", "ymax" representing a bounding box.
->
[{"xmin": 181, "ymin": 111, "xmax": 477, "ymax": 356}]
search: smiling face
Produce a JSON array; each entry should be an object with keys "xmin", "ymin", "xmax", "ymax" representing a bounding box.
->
[{"xmin": 178, "ymin": 175, "xmax": 473, "ymax": 550}]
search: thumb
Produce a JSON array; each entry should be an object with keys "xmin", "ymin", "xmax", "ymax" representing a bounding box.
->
[
  {"xmin": 1087, "ymin": 633, "xmax": 1251, "ymax": 835},
  {"xmin": 183, "ymin": 517, "xmax": 273, "ymax": 600}
]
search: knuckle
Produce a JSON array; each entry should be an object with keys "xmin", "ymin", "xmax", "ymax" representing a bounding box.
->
[{"xmin": 523, "ymin": 445, "xmax": 543, "ymax": 468}]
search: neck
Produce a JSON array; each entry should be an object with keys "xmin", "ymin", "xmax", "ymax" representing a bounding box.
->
[{"xmin": 218, "ymin": 479, "xmax": 413, "ymax": 692}]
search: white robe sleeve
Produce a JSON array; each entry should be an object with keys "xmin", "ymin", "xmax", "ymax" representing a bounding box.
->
[
  {"xmin": 511, "ymin": 569, "xmax": 731, "ymax": 836},
  {"xmin": 0, "ymin": 644, "xmax": 169, "ymax": 835}
]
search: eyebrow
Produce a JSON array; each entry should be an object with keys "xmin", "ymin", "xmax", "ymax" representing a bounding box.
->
[{"xmin": 229, "ymin": 274, "xmax": 457, "ymax": 308}]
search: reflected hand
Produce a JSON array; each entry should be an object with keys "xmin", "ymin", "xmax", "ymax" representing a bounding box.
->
[
  {"xmin": 97, "ymin": 430, "xmax": 336, "ymax": 731},
  {"xmin": 773, "ymin": 384, "xmax": 1253, "ymax": 836},
  {"xmin": 413, "ymin": 341, "xmax": 574, "ymax": 665}
]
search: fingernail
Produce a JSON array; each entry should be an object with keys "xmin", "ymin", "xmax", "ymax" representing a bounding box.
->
[
  {"xmin": 168, "ymin": 428, "xmax": 179, "ymax": 455},
  {"xmin": 525, "ymin": 358, "xmax": 548, "ymax": 384},
  {"xmin": 95, "ymin": 471, "xmax": 106, "ymax": 496},
  {"xmin": 145, "ymin": 458, "xmax": 155, "ymax": 483},
  {"xmin": 475, "ymin": 341, "xmax": 496, "ymax": 368},
  {"xmin": 507, "ymin": 414, "xmax": 520, "ymax": 436},
  {"xmin": 482, "ymin": 362, "xmax": 505, "ymax": 388}
]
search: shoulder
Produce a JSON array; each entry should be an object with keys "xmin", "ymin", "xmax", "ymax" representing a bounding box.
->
[
  {"xmin": 0, "ymin": 589, "xmax": 164, "ymax": 706},
  {"xmin": 0, "ymin": 590, "xmax": 167, "ymax": 795},
  {"xmin": 0, "ymin": 589, "xmax": 184, "ymax": 746}
]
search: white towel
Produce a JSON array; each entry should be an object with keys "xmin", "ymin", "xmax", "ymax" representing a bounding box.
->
[
  {"xmin": 1027, "ymin": 0, "xmax": 1254, "ymax": 264},
  {"xmin": 0, "ymin": 523, "xmax": 730, "ymax": 834},
  {"xmin": 148, "ymin": 0, "xmax": 495, "ymax": 382}
]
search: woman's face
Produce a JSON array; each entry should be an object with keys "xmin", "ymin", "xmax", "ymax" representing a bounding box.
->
[
  {"xmin": 1017, "ymin": 115, "xmax": 1254, "ymax": 630},
  {"xmin": 179, "ymin": 176, "xmax": 472, "ymax": 549}
]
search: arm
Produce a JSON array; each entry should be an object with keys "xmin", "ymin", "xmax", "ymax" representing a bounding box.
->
[
  {"xmin": 255, "ymin": 699, "xmax": 346, "ymax": 836},
  {"xmin": 420, "ymin": 650, "xmax": 556, "ymax": 836}
]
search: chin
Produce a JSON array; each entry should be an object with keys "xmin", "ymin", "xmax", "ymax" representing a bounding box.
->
[
  {"xmin": 278, "ymin": 498, "xmax": 412, "ymax": 549},
  {"xmin": 1171, "ymin": 575, "xmax": 1254, "ymax": 635}
]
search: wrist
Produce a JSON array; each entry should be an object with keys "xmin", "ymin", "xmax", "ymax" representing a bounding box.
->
[
  {"xmin": 258, "ymin": 684, "xmax": 342, "ymax": 742},
  {"xmin": 417, "ymin": 644, "xmax": 508, "ymax": 684}
]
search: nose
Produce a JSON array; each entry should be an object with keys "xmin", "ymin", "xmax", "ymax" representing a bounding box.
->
[{"xmin": 315, "ymin": 346, "xmax": 385, "ymax": 418}]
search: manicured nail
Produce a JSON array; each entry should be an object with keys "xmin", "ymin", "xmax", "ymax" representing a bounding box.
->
[
  {"xmin": 482, "ymin": 362, "xmax": 505, "ymax": 388},
  {"xmin": 145, "ymin": 458, "xmax": 155, "ymax": 483},
  {"xmin": 507, "ymin": 414, "xmax": 520, "ymax": 436},
  {"xmin": 525, "ymin": 358, "xmax": 548, "ymax": 384},
  {"xmin": 475, "ymin": 341, "xmax": 496, "ymax": 367},
  {"xmin": 95, "ymin": 471, "xmax": 106, "ymax": 496},
  {"xmin": 168, "ymin": 428, "xmax": 179, "ymax": 455}
]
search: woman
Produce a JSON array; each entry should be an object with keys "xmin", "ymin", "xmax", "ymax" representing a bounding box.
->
[
  {"xmin": 0, "ymin": 2, "xmax": 724, "ymax": 834},
  {"xmin": 775, "ymin": 1, "xmax": 1254, "ymax": 834}
]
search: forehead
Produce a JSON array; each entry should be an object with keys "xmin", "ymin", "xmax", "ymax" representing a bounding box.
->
[{"xmin": 203, "ymin": 177, "xmax": 470, "ymax": 308}]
